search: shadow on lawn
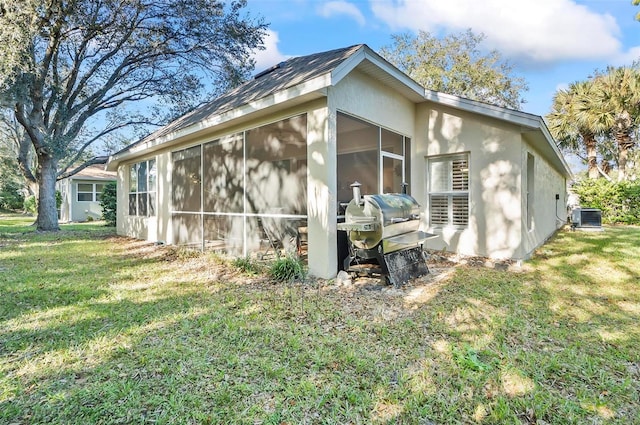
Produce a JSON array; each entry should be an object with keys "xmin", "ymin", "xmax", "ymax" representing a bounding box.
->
[{"xmin": 1, "ymin": 225, "xmax": 639, "ymax": 424}]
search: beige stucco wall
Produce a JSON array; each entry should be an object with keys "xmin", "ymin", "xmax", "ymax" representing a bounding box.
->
[
  {"xmin": 116, "ymin": 161, "xmax": 150, "ymax": 240},
  {"xmin": 115, "ymin": 72, "xmax": 420, "ymax": 278},
  {"xmin": 331, "ymin": 70, "xmax": 416, "ymax": 138},
  {"xmin": 520, "ymin": 138, "xmax": 567, "ymax": 258},
  {"xmin": 414, "ymin": 102, "xmax": 529, "ymax": 259}
]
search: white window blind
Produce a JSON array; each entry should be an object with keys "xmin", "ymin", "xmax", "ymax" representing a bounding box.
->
[{"xmin": 427, "ymin": 154, "xmax": 469, "ymax": 227}]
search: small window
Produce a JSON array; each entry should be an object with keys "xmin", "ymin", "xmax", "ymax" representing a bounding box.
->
[
  {"xmin": 427, "ymin": 153, "xmax": 469, "ymax": 227},
  {"xmin": 77, "ymin": 183, "xmax": 96, "ymax": 202},
  {"xmin": 527, "ymin": 153, "xmax": 535, "ymax": 230},
  {"xmin": 128, "ymin": 159, "xmax": 156, "ymax": 216}
]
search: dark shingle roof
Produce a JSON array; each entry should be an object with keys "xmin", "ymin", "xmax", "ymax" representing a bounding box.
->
[{"xmin": 130, "ymin": 44, "xmax": 364, "ymax": 148}]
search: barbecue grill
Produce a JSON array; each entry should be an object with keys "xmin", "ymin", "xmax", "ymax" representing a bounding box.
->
[{"xmin": 337, "ymin": 182, "xmax": 436, "ymax": 286}]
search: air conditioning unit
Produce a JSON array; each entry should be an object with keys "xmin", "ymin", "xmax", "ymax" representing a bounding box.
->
[{"xmin": 571, "ymin": 207, "xmax": 602, "ymax": 229}]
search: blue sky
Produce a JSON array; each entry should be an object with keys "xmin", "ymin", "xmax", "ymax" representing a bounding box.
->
[{"xmin": 247, "ymin": 0, "xmax": 640, "ymax": 117}]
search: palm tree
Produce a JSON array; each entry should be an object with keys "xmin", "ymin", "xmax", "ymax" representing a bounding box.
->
[
  {"xmin": 592, "ymin": 66, "xmax": 640, "ymax": 181},
  {"xmin": 546, "ymin": 80, "xmax": 605, "ymax": 179}
]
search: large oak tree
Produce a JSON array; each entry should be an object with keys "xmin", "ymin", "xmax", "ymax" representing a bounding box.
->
[
  {"xmin": 0, "ymin": 0, "xmax": 266, "ymax": 230},
  {"xmin": 379, "ymin": 30, "xmax": 528, "ymax": 110}
]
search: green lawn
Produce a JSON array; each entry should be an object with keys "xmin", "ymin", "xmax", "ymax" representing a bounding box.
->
[{"xmin": 1, "ymin": 214, "xmax": 638, "ymax": 424}]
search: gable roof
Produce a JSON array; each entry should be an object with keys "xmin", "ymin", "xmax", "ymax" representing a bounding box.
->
[
  {"xmin": 107, "ymin": 44, "xmax": 571, "ymax": 178},
  {"xmin": 107, "ymin": 44, "xmax": 424, "ymax": 169},
  {"xmin": 146, "ymin": 45, "xmax": 366, "ymax": 143}
]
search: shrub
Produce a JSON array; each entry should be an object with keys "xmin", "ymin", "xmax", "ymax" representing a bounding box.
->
[
  {"xmin": 268, "ymin": 255, "xmax": 306, "ymax": 283},
  {"xmin": 0, "ymin": 181, "xmax": 25, "ymax": 210},
  {"xmin": 23, "ymin": 195, "xmax": 37, "ymax": 215},
  {"xmin": 100, "ymin": 182, "xmax": 117, "ymax": 226},
  {"xmin": 232, "ymin": 256, "xmax": 263, "ymax": 275},
  {"xmin": 571, "ymin": 179, "xmax": 640, "ymax": 224}
]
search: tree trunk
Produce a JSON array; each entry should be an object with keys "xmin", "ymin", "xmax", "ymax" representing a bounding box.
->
[
  {"xmin": 615, "ymin": 112, "xmax": 634, "ymax": 182},
  {"xmin": 36, "ymin": 153, "xmax": 60, "ymax": 231},
  {"xmin": 618, "ymin": 144, "xmax": 629, "ymax": 182},
  {"xmin": 585, "ymin": 135, "xmax": 599, "ymax": 179},
  {"xmin": 616, "ymin": 135, "xmax": 635, "ymax": 182}
]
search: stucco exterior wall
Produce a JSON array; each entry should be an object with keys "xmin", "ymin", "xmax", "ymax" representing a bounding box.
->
[
  {"xmin": 116, "ymin": 162, "xmax": 150, "ymax": 240},
  {"xmin": 520, "ymin": 138, "xmax": 567, "ymax": 258},
  {"xmin": 331, "ymin": 70, "xmax": 416, "ymax": 139},
  {"xmin": 112, "ymin": 67, "xmax": 569, "ymax": 275},
  {"xmin": 57, "ymin": 179, "xmax": 71, "ymax": 222},
  {"xmin": 414, "ymin": 102, "xmax": 528, "ymax": 259},
  {"xmin": 72, "ymin": 179, "xmax": 105, "ymax": 222}
]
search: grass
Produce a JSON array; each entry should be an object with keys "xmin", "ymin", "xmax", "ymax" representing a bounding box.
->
[{"xmin": 1, "ymin": 213, "xmax": 639, "ymax": 424}]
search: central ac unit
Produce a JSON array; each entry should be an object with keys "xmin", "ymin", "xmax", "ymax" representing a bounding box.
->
[{"xmin": 571, "ymin": 207, "xmax": 602, "ymax": 229}]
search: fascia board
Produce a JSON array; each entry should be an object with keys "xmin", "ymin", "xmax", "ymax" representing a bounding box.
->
[
  {"xmin": 106, "ymin": 74, "xmax": 332, "ymax": 170},
  {"xmin": 424, "ymin": 90, "xmax": 540, "ymax": 128}
]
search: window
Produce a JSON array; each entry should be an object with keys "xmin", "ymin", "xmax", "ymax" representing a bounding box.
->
[
  {"xmin": 77, "ymin": 183, "xmax": 106, "ymax": 202},
  {"xmin": 336, "ymin": 112, "xmax": 411, "ymax": 204},
  {"xmin": 128, "ymin": 158, "xmax": 156, "ymax": 216},
  {"xmin": 527, "ymin": 153, "xmax": 535, "ymax": 230},
  {"xmin": 427, "ymin": 154, "xmax": 469, "ymax": 227}
]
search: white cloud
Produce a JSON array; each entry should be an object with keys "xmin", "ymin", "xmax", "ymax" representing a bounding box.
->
[
  {"xmin": 370, "ymin": 0, "xmax": 624, "ymax": 65},
  {"xmin": 252, "ymin": 30, "xmax": 290, "ymax": 73},
  {"xmin": 612, "ymin": 45, "xmax": 640, "ymax": 66},
  {"xmin": 319, "ymin": 1, "xmax": 366, "ymax": 26}
]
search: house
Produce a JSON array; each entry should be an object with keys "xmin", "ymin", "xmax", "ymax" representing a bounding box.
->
[
  {"xmin": 106, "ymin": 44, "xmax": 572, "ymax": 279},
  {"xmin": 57, "ymin": 163, "xmax": 116, "ymax": 222}
]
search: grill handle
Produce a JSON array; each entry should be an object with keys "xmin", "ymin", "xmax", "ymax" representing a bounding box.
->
[
  {"xmin": 390, "ymin": 217, "xmax": 409, "ymax": 223},
  {"xmin": 390, "ymin": 214, "xmax": 420, "ymax": 224}
]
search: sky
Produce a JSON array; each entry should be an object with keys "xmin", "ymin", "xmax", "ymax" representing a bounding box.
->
[{"xmin": 246, "ymin": 0, "xmax": 640, "ymax": 117}]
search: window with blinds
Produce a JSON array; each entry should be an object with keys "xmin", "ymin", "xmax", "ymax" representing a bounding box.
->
[{"xmin": 427, "ymin": 154, "xmax": 469, "ymax": 227}]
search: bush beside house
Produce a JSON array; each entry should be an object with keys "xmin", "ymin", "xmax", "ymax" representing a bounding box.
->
[
  {"xmin": 100, "ymin": 182, "xmax": 117, "ymax": 226},
  {"xmin": 572, "ymin": 179, "xmax": 640, "ymax": 224}
]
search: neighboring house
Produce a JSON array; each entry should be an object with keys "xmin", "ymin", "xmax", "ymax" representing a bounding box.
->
[
  {"xmin": 57, "ymin": 163, "xmax": 116, "ymax": 222},
  {"xmin": 106, "ymin": 44, "xmax": 572, "ymax": 279}
]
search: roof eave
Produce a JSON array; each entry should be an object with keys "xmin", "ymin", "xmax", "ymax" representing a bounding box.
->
[
  {"xmin": 424, "ymin": 91, "xmax": 572, "ymax": 178},
  {"xmin": 106, "ymin": 74, "xmax": 332, "ymax": 170}
]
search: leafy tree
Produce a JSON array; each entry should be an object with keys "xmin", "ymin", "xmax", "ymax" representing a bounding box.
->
[
  {"xmin": 0, "ymin": 0, "xmax": 266, "ymax": 231},
  {"xmin": 379, "ymin": 29, "xmax": 528, "ymax": 110},
  {"xmin": 546, "ymin": 80, "xmax": 608, "ymax": 179},
  {"xmin": 547, "ymin": 66, "xmax": 640, "ymax": 181}
]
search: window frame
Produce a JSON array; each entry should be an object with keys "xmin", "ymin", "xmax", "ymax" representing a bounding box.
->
[
  {"xmin": 427, "ymin": 153, "xmax": 470, "ymax": 228},
  {"xmin": 128, "ymin": 158, "xmax": 157, "ymax": 217},
  {"xmin": 76, "ymin": 182, "xmax": 106, "ymax": 202},
  {"xmin": 336, "ymin": 112, "xmax": 411, "ymax": 203}
]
